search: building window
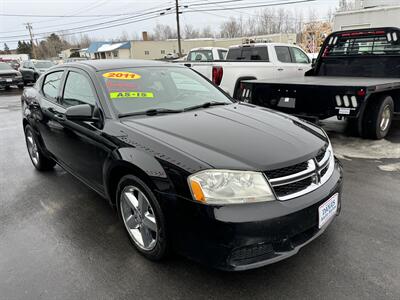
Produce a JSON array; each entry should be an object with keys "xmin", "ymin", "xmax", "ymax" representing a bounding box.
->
[
  {"xmin": 113, "ymin": 50, "xmax": 119, "ymax": 58},
  {"xmin": 161, "ymin": 50, "xmax": 165, "ymax": 54},
  {"xmin": 145, "ymin": 51, "xmax": 150, "ymax": 55}
]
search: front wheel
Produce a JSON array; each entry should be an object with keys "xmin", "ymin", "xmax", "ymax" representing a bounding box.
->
[
  {"xmin": 24, "ymin": 124, "xmax": 56, "ymax": 171},
  {"xmin": 362, "ymin": 95, "xmax": 394, "ymax": 139},
  {"xmin": 116, "ymin": 175, "xmax": 168, "ymax": 261}
]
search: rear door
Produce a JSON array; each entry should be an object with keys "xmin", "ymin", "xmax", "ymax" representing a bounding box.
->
[
  {"xmin": 274, "ymin": 46, "xmax": 299, "ymax": 78},
  {"xmin": 36, "ymin": 70, "xmax": 67, "ymax": 159}
]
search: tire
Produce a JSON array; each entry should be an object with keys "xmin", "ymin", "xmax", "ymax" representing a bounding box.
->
[
  {"xmin": 24, "ymin": 124, "xmax": 56, "ymax": 171},
  {"xmin": 18, "ymin": 84, "xmax": 24, "ymax": 90},
  {"xmin": 116, "ymin": 175, "xmax": 168, "ymax": 261},
  {"xmin": 33, "ymin": 74, "xmax": 39, "ymax": 82},
  {"xmin": 362, "ymin": 95, "xmax": 394, "ymax": 139}
]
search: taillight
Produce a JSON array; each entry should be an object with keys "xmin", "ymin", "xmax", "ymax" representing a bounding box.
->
[
  {"xmin": 212, "ymin": 66, "xmax": 223, "ymax": 86},
  {"xmin": 357, "ymin": 89, "xmax": 366, "ymax": 97}
]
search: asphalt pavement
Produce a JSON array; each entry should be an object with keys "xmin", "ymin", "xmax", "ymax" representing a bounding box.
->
[{"xmin": 1, "ymin": 88, "xmax": 399, "ymax": 300}]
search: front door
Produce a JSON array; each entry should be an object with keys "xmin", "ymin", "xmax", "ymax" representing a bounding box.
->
[{"xmin": 55, "ymin": 69, "xmax": 111, "ymax": 191}]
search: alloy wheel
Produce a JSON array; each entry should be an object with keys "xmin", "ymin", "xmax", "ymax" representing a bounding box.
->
[
  {"xmin": 120, "ymin": 186, "xmax": 158, "ymax": 251},
  {"xmin": 379, "ymin": 105, "xmax": 391, "ymax": 132},
  {"xmin": 26, "ymin": 129, "xmax": 39, "ymax": 166}
]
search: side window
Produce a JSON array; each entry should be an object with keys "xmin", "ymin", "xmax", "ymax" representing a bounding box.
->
[
  {"xmin": 291, "ymin": 47, "xmax": 310, "ymax": 64},
  {"xmin": 218, "ymin": 50, "xmax": 227, "ymax": 60},
  {"xmin": 62, "ymin": 71, "xmax": 96, "ymax": 108},
  {"xmin": 275, "ymin": 46, "xmax": 292, "ymax": 63},
  {"xmin": 42, "ymin": 71, "xmax": 63, "ymax": 101}
]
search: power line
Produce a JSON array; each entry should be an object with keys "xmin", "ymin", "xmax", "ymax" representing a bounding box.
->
[
  {"xmin": 0, "ymin": 12, "xmax": 175, "ymax": 43},
  {"xmin": 0, "ymin": 6, "xmax": 175, "ymax": 39},
  {"xmin": 0, "ymin": 0, "xmax": 318, "ymax": 43}
]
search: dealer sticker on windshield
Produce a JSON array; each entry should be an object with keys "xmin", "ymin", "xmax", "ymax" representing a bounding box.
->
[
  {"xmin": 103, "ymin": 72, "xmax": 141, "ymax": 80},
  {"xmin": 109, "ymin": 91, "xmax": 154, "ymax": 99},
  {"xmin": 318, "ymin": 193, "xmax": 338, "ymax": 229}
]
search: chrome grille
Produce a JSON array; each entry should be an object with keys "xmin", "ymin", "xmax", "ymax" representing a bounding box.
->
[{"xmin": 265, "ymin": 145, "xmax": 334, "ymax": 201}]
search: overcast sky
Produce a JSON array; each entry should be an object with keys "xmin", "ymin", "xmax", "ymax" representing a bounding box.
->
[{"xmin": 0, "ymin": 0, "xmax": 340, "ymax": 50}]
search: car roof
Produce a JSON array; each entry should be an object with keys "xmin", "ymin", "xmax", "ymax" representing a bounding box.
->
[
  {"xmin": 67, "ymin": 59, "xmax": 176, "ymax": 71},
  {"xmin": 189, "ymin": 47, "xmax": 227, "ymax": 51},
  {"xmin": 229, "ymin": 43, "xmax": 298, "ymax": 48}
]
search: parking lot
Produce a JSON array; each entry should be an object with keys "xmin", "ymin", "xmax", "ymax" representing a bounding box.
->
[{"xmin": 1, "ymin": 87, "xmax": 400, "ymax": 299}]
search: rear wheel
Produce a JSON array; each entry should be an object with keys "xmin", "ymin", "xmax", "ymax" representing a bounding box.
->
[
  {"xmin": 116, "ymin": 175, "xmax": 168, "ymax": 261},
  {"xmin": 362, "ymin": 95, "xmax": 394, "ymax": 139},
  {"xmin": 24, "ymin": 125, "xmax": 56, "ymax": 171}
]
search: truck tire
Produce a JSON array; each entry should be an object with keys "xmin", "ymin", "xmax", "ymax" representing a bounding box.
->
[{"xmin": 362, "ymin": 95, "xmax": 394, "ymax": 139}]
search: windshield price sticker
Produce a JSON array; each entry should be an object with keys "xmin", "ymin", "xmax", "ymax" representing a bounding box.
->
[
  {"xmin": 110, "ymin": 91, "xmax": 154, "ymax": 99},
  {"xmin": 103, "ymin": 72, "xmax": 141, "ymax": 80}
]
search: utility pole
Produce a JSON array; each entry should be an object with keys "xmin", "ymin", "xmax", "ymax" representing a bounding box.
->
[
  {"xmin": 175, "ymin": 0, "xmax": 182, "ymax": 57},
  {"xmin": 24, "ymin": 22, "xmax": 37, "ymax": 59}
]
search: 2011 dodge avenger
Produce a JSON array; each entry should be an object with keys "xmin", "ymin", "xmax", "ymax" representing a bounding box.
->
[{"xmin": 22, "ymin": 60, "xmax": 343, "ymax": 271}]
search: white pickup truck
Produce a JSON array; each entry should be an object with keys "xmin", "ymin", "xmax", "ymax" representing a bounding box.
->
[{"xmin": 181, "ymin": 43, "xmax": 312, "ymax": 98}]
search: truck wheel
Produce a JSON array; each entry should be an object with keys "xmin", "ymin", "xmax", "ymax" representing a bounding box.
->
[{"xmin": 362, "ymin": 95, "xmax": 394, "ymax": 139}]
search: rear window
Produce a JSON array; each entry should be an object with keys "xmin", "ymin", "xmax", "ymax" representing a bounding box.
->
[
  {"xmin": 226, "ymin": 47, "xmax": 269, "ymax": 61},
  {"xmin": 325, "ymin": 32, "xmax": 400, "ymax": 56}
]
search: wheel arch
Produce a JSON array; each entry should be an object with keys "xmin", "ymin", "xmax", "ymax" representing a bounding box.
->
[{"xmin": 104, "ymin": 149, "xmax": 173, "ymax": 208}]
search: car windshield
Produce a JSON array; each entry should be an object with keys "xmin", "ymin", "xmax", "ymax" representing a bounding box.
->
[
  {"xmin": 0, "ymin": 62, "xmax": 13, "ymax": 70},
  {"xmin": 33, "ymin": 61, "xmax": 54, "ymax": 68},
  {"xmin": 100, "ymin": 66, "xmax": 232, "ymax": 115}
]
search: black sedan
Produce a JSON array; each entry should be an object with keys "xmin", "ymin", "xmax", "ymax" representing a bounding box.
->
[
  {"xmin": 21, "ymin": 60, "xmax": 343, "ymax": 271},
  {"xmin": 0, "ymin": 62, "xmax": 24, "ymax": 89}
]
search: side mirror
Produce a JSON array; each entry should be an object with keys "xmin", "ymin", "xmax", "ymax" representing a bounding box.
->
[
  {"xmin": 66, "ymin": 104, "xmax": 97, "ymax": 121},
  {"xmin": 311, "ymin": 58, "xmax": 317, "ymax": 67}
]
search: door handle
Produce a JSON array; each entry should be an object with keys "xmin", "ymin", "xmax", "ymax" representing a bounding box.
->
[
  {"xmin": 298, "ymin": 68, "xmax": 304, "ymax": 71},
  {"xmin": 47, "ymin": 107, "xmax": 65, "ymax": 122},
  {"xmin": 277, "ymin": 68, "xmax": 284, "ymax": 71},
  {"xmin": 53, "ymin": 114, "xmax": 65, "ymax": 122}
]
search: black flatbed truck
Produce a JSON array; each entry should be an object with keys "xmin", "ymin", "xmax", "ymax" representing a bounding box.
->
[{"xmin": 240, "ymin": 27, "xmax": 400, "ymax": 139}]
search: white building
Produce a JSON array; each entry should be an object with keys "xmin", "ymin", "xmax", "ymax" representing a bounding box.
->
[{"xmin": 334, "ymin": 0, "xmax": 400, "ymax": 31}]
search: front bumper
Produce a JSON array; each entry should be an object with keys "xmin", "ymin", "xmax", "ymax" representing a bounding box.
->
[
  {"xmin": 167, "ymin": 159, "xmax": 343, "ymax": 271},
  {"xmin": 0, "ymin": 78, "xmax": 23, "ymax": 87}
]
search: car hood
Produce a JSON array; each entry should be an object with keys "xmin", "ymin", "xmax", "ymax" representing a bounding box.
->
[
  {"xmin": 121, "ymin": 104, "xmax": 327, "ymax": 171},
  {"xmin": 0, "ymin": 69, "xmax": 19, "ymax": 75}
]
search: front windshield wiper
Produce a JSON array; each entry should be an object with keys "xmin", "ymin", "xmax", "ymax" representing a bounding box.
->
[
  {"xmin": 183, "ymin": 101, "xmax": 230, "ymax": 112},
  {"xmin": 118, "ymin": 108, "xmax": 184, "ymax": 118}
]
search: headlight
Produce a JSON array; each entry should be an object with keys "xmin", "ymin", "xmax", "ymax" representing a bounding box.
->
[{"xmin": 188, "ymin": 170, "xmax": 275, "ymax": 205}]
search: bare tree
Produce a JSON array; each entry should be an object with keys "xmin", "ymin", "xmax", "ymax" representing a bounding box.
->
[
  {"xmin": 184, "ymin": 24, "xmax": 200, "ymax": 39},
  {"xmin": 337, "ymin": 0, "xmax": 357, "ymax": 12},
  {"xmin": 152, "ymin": 24, "xmax": 177, "ymax": 40},
  {"xmin": 220, "ymin": 17, "xmax": 241, "ymax": 38},
  {"xmin": 201, "ymin": 26, "xmax": 214, "ymax": 38}
]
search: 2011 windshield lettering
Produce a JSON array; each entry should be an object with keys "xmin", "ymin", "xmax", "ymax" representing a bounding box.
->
[{"xmin": 103, "ymin": 72, "xmax": 141, "ymax": 80}]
